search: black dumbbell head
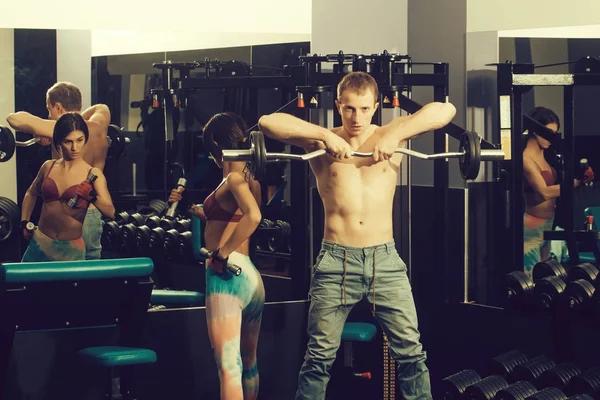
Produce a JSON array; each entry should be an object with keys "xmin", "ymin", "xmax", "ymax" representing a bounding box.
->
[
  {"xmin": 509, "ymin": 355, "xmax": 556, "ymax": 383},
  {"xmin": 442, "ymin": 369, "xmax": 482, "ymax": 399},
  {"xmin": 537, "ymin": 363, "xmax": 582, "ymax": 390},
  {"xmin": 533, "ymin": 260, "xmax": 568, "ymax": 283},
  {"xmin": 506, "ymin": 272, "xmax": 535, "ymax": 308},
  {"xmin": 569, "ymin": 263, "xmax": 599, "ymax": 285},
  {"xmin": 526, "ymin": 387, "xmax": 568, "ymax": 399},
  {"xmin": 488, "ymin": 350, "xmax": 529, "ymax": 378},
  {"xmin": 495, "ymin": 380, "xmax": 537, "ymax": 400},
  {"xmin": 534, "ymin": 276, "xmax": 567, "ymax": 312},
  {"xmin": 464, "ymin": 375, "xmax": 509, "ymax": 399},
  {"xmin": 567, "ymin": 367, "xmax": 600, "ymax": 398}
]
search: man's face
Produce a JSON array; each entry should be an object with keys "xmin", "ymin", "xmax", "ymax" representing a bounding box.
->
[
  {"xmin": 46, "ymin": 96, "xmax": 63, "ymax": 121},
  {"xmin": 335, "ymin": 89, "xmax": 379, "ymax": 137}
]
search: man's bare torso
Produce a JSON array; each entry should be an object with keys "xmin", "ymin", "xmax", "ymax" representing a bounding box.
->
[{"xmin": 309, "ymin": 125, "xmax": 403, "ymax": 247}]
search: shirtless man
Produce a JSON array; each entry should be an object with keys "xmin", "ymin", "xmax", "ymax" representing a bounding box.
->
[
  {"xmin": 6, "ymin": 82, "xmax": 111, "ymax": 259},
  {"xmin": 258, "ymin": 72, "xmax": 456, "ymax": 400}
]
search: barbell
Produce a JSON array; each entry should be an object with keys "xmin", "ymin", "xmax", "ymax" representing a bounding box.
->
[
  {"xmin": 0, "ymin": 125, "xmax": 130, "ymax": 163},
  {"xmin": 222, "ymin": 130, "xmax": 505, "ymax": 180}
]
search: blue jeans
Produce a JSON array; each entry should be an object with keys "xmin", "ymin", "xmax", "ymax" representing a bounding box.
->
[
  {"xmin": 82, "ymin": 208, "xmax": 103, "ymax": 260},
  {"xmin": 295, "ymin": 240, "xmax": 431, "ymax": 400}
]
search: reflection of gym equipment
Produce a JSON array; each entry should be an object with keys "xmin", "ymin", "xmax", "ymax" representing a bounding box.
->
[{"xmin": 0, "ymin": 258, "xmax": 156, "ymax": 399}]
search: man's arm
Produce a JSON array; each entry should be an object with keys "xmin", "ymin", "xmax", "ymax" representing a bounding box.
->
[
  {"xmin": 258, "ymin": 113, "xmax": 331, "ymax": 151},
  {"xmin": 6, "ymin": 112, "xmax": 55, "ymax": 138},
  {"xmin": 378, "ymin": 102, "xmax": 457, "ymax": 144},
  {"xmin": 81, "ymin": 104, "xmax": 111, "ymax": 136},
  {"xmin": 372, "ymin": 102, "xmax": 457, "ymax": 161}
]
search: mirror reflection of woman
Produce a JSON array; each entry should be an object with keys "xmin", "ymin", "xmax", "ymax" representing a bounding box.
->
[
  {"xmin": 20, "ymin": 112, "xmax": 115, "ymax": 262},
  {"xmin": 522, "ymin": 107, "xmax": 579, "ymax": 278}
]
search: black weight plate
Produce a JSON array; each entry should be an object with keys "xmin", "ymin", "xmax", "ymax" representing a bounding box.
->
[
  {"xmin": 459, "ymin": 130, "xmax": 481, "ymax": 180},
  {"xmin": 489, "ymin": 350, "xmax": 529, "ymax": 377},
  {"xmin": 569, "ymin": 263, "xmax": 599, "ymax": 284},
  {"xmin": 537, "ymin": 363, "xmax": 582, "ymax": 390},
  {"xmin": 525, "ymin": 387, "xmax": 568, "ymax": 399},
  {"xmin": 567, "ymin": 395, "xmax": 594, "ymax": 400},
  {"xmin": 249, "ymin": 131, "xmax": 266, "ymax": 181},
  {"xmin": 0, "ymin": 197, "xmax": 20, "ymax": 242},
  {"xmin": 0, "ymin": 126, "xmax": 16, "ymax": 163},
  {"xmin": 149, "ymin": 199, "xmax": 169, "ymax": 217},
  {"xmin": 563, "ymin": 279, "xmax": 595, "ymax": 310},
  {"xmin": 465, "ymin": 375, "xmax": 508, "ymax": 399},
  {"xmin": 496, "ymin": 381, "xmax": 537, "ymax": 400},
  {"xmin": 533, "ymin": 260, "xmax": 568, "ymax": 283},
  {"xmin": 442, "ymin": 369, "xmax": 482, "ymax": 399},
  {"xmin": 510, "ymin": 355, "xmax": 556, "ymax": 383},
  {"xmin": 506, "ymin": 272, "xmax": 535, "ymax": 305},
  {"xmin": 107, "ymin": 124, "xmax": 126, "ymax": 159},
  {"xmin": 534, "ymin": 276, "xmax": 567, "ymax": 311}
]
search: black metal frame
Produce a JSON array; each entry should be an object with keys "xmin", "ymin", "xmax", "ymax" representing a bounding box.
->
[
  {"xmin": 152, "ymin": 51, "xmax": 499, "ymax": 297},
  {"xmin": 496, "ymin": 57, "xmax": 600, "ymax": 274}
]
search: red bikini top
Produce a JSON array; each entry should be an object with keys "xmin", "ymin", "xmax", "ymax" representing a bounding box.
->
[
  {"xmin": 40, "ymin": 160, "xmax": 91, "ymax": 209},
  {"xmin": 203, "ymin": 180, "xmax": 243, "ymax": 223}
]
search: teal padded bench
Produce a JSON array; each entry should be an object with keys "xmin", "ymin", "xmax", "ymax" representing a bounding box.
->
[
  {"xmin": 0, "ymin": 257, "xmax": 156, "ymax": 400},
  {"xmin": 341, "ymin": 322, "xmax": 377, "ymax": 374},
  {"xmin": 150, "ymin": 289, "xmax": 205, "ymax": 307}
]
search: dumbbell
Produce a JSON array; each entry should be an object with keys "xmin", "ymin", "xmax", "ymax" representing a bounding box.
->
[
  {"xmin": 558, "ymin": 279, "xmax": 596, "ymax": 318},
  {"xmin": 101, "ymin": 211, "xmax": 130, "ymax": 252},
  {"xmin": 537, "ymin": 363, "xmax": 582, "ymax": 391},
  {"xmin": 495, "ymin": 381, "xmax": 538, "ymax": 400},
  {"xmin": 566, "ymin": 367, "xmax": 600, "ymax": 398},
  {"xmin": 441, "ymin": 369, "xmax": 482, "ymax": 399},
  {"xmin": 256, "ymin": 219, "xmax": 274, "ymax": 251},
  {"xmin": 151, "ymin": 219, "xmax": 191, "ymax": 259},
  {"xmin": 487, "ymin": 350, "xmax": 529, "ymax": 379},
  {"xmin": 506, "ymin": 272, "xmax": 535, "ymax": 310},
  {"xmin": 533, "ymin": 260, "xmax": 569, "ymax": 283},
  {"xmin": 508, "ymin": 355, "xmax": 556, "ymax": 384},
  {"xmin": 567, "ymin": 395, "xmax": 594, "ymax": 400},
  {"xmin": 177, "ymin": 230, "xmax": 193, "ymax": 262},
  {"xmin": 118, "ymin": 212, "xmax": 155, "ymax": 255},
  {"xmin": 463, "ymin": 375, "xmax": 509, "ymax": 399},
  {"xmin": 268, "ymin": 220, "xmax": 291, "ymax": 253},
  {"xmin": 525, "ymin": 387, "xmax": 568, "ymax": 399},
  {"xmin": 135, "ymin": 216, "xmax": 163, "ymax": 255},
  {"xmin": 534, "ymin": 276, "xmax": 567, "ymax": 313}
]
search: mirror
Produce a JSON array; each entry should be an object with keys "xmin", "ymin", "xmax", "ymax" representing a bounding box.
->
[
  {"xmin": 466, "ymin": 27, "xmax": 600, "ymax": 307},
  {"xmin": 2, "ymin": 27, "xmax": 311, "ymax": 303}
]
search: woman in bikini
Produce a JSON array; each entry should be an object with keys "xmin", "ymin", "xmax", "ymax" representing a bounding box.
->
[
  {"xmin": 169, "ymin": 112, "xmax": 264, "ymax": 400},
  {"xmin": 20, "ymin": 112, "xmax": 115, "ymax": 262},
  {"xmin": 523, "ymin": 107, "xmax": 581, "ymax": 278}
]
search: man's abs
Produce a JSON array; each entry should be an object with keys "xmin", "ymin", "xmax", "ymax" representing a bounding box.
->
[{"xmin": 313, "ymin": 157, "xmax": 399, "ymax": 247}]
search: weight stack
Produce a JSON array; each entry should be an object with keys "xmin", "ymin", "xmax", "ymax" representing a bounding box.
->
[{"xmin": 383, "ymin": 334, "xmax": 395, "ymax": 399}]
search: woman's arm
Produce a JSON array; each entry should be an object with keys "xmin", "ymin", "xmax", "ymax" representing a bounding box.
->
[
  {"xmin": 89, "ymin": 169, "xmax": 115, "ymax": 219},
  {"xmin": 523, "ymin": 157, "xmax": 578, "ymax": 201},
  {"xmin": 21, "ymin": 161, "xmax": 51, "ymax": 221},
  {"xmin": 217, "ymin": 173, "xmax": 261, "ymax": 258}
]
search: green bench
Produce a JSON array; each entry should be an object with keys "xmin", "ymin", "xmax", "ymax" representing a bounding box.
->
[
  {"xmin": 0, "ymin": 257, "xmax": 156, "ymax": 399},
  {"xmin": 341, "ymin": 322, "xmax": 377, "ymax": 377}
]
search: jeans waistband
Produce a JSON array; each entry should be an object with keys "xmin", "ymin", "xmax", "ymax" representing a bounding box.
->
[{"xmin": 321, "ymin": 240, "xmax": 396, "ymax": 256}]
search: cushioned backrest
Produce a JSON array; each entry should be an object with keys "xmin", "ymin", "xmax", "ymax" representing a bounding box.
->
[
  {"xmin": 0, "ymin": 258, "xmax": 154, "ymax": 332},
  {"xmin": 0, "ymin": 257, "xmax": 154, "ymax": 284}
]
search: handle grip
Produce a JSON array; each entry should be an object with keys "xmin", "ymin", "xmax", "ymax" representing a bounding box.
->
[
  {"xmin": 166, "ymin": 178, "xmax": 187, "ymax": 219},
  {"xmin": 199, "ymin": 247, "xmax": 242, "ymax": 276},
  {"xmin": 67, "ymin": 171, "xmax": 98, "ymax": 208}
]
